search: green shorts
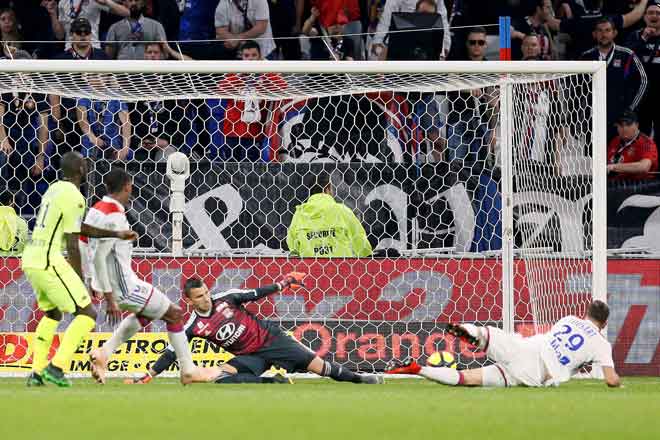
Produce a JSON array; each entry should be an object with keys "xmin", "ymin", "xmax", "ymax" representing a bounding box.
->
[{"xmin": 23, "ymin": 263, "xmax": 91, "ymax": 314}]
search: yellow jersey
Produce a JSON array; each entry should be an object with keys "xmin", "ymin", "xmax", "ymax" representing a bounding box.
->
[{"xmin": 21, "ymin": 181, "xmax": 86, "ymax": 270}]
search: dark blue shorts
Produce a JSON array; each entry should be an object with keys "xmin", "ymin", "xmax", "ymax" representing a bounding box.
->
[{"xmin": 226, "ymin": 334, "xmax": 317, "ymax": 375}]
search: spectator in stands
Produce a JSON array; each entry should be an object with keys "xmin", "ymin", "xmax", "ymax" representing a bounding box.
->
[
  {"xmin": 627, "ymin": 0, "xmax": 660, "ymax": 149},
  {"xmin": 607, "ymin": 111, "xmax": 658, "ymax": 181},
  {"xmin": 1, "ymin": 5, "xmax": 54, "ymax": 58},
  {"xmin": 0, "ymin": 90, "xmax": 49, "ymax": 180},
  {"xmin": 445, "ymin": 27, "xmax": 496, "ymax": 164},
  {"xmin": 366, "ymin": 0, "xmax": 384, "ymax": 34},
  {"xmin": 0, "ymin": 59, "xmax": 50, "ymax": 216},
  {"xmin": 371, "ymin": 0, "xmax": 451, "ymax": 60},
  {"xmin": 52, "ymin": 17, "xmax": 107, "ymax": 150},
  {"xmin": 129, "ymin": 42, "xmax": 186, "ymax": 161},
  {"xmin": 56, "ymin": 0, "xmax": 129, "ymax": 49},
  {"xmin": 287, "ymin": 171, "xmax": 372, "ymax": 258},
  {"xmin": 140, "ymin": 39, "xmax": 186, "ymax": 61},
  {"xmin": 207, "ymin": 40, "xmax": 267, "ymax": 161},
  {"xmin": 411, "ymin": 0, "xmax": 445, "ymax": 60},
  {"xmin": 215, "ymin": 0, "xmax": 276, "ymax": 59},
  {"xmin": 54, "ymin": 17, "xmax": 107, "ymax": 59},
  {"xmin": 412, "ymin": 90, "xmax": 445, "ymax": 163},
  {"xmin": 39, "ymin": 0, "xmax": 64, "ymax": 58},
  {"xmin": 0, "ymin": 8, "xmax": 21, "ymax": 49},
  {"xmin": 556, "ymin": 0, "xmax": 588, "ymax": 19},
  {"xmin": 521, "ymin": 33, "xmax": 542, "ymax": 60},
  {"xmin": 303, "ymin": 6, "xmax": 354, "ymax": 60},
  {"xmin": 150, "ymin": 0, "xmax": 181, "ymax": 41},
  {"xmin": 76, "ymin": 85, "xmax": 132, "ymax": 161},
  {"xmin": 580, "ymin": 17, "xmax": 647, "ymax": 142},
  {"xmin": 178, "ymin": 0, "xmax": 221, "ymax": 59},
  {"xmin": 49, "ymin": 17, "xmax": 107, "ymax": 165},
  {"xmin": 511, "ymin": 0, "xmax": 556, "ymax": 60},
  {"xmin": 299, "ymin": 0, "xmax": 364, "ymax": 60},
  {"xmin": 269, "ymin": 0, "xmax": 300, "ymax": 60},
  {"xmin": 0, "ymin": 191, "xmax": 28, "ymax": 256},
  {"xmin": 549, "ymin": 0, "xmax": 649, "ymax": 59},
  {"xmin": 464, "ymin": 26, "xmax": 488, "ymax": 61},
  {"xmin": 239, "ymin": 37, "xmax": 263, "ymax": 60},
  {"xmin": 51, "ymin": 0, "xmax": 68, "ymax": 42},
  {"xmin": 144, "ymin": 40, "xmax": 193, "ymax": 61},
  {"xmin": 447, "ymin": 0, "xmax": 501, "ymax": 60},
  {"xmin": 406, "ymin": 0, "xmax": 446, "ymax": 161},
  {"xmin": 142, "ymin": 40, "xmax": 165, "ymax": 58},
  {"xmin": 105, "ymin": 0, "xmax": 167, "ymax": 60}
]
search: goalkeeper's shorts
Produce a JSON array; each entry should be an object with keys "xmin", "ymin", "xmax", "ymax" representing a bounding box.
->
[
  {"xmin": 226, "ymin": 334, "xmax": 317, "ymax": 376},
  {"xmin": 117, "ymin": 280, "xmax": 171, "ymax": 320}
]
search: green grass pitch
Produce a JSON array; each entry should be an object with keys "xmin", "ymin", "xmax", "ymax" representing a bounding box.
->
[{"xmin": 1, "ymin": 377, "xmax": 659, "ymax": 440}]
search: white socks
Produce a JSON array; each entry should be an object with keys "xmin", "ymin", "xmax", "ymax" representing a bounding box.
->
[
  {"xmin": 420, "ymin": 366, "xmax": 463, "ymax": 385},
  {"xmin": 101, "ymin": 314, "xmax": 194, "ymax": 376},
  {"xmin": 102, "ymin": 314, "xmax": 141, "ymax": 358},
  {"xmin": 168, "ymin": 330, "xmax": 195, "ymax": 374}
]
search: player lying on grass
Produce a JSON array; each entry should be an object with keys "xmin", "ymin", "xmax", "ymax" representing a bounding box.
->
[
  {"xmin": 86, "ymin": 169, "xmax": 209, "ymax": 385},
  {"xmin": 387, "ymin": 300, "xmax": 620, "ymax": 388},
  {"xmin": 126, "ymin": 276, "xmax": 383, "ymax": 385}
]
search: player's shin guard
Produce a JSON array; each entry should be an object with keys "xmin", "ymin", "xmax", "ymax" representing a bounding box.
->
[
  {"xmin": 419, "ymin": 366, "xmax": 465, "ymax": 386},
  {"xmin": 167, "ymin": 322, "xmax": 195, "ymax": 375},
  {"xmin": 51, "ymin": 315, "xmax": 96, "ymax": 371},
  {"xmin": 32, "ymin": 316, "xmax": 59, "ymax": 374},
  {"xmin": 102, "ymin": 314, "xmax": 142, "ymax": 358},
  {"xmin": 322, "ymin": 361, "xmax": 363, "ymax": 383}
]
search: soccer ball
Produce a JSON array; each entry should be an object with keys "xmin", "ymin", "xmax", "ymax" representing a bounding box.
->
[{"xmin": 427, "ymin": 351, "xmax": 457, "ymax": 369}]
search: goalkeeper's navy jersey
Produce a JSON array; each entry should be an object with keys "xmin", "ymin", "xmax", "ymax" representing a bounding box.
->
[{"xmin": 183, "ymin": 288, "xmax": 282, "ymax": 355}]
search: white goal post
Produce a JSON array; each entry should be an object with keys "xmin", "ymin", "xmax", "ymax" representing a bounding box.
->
[{"xmin": 0, "ymin": 60, "xmax": 607, "ymax": 374}]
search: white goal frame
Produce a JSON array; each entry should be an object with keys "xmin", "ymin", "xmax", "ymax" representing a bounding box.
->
[{"xmin": 0, "ymin": 59, "xmax": 608, "ymax": 335}]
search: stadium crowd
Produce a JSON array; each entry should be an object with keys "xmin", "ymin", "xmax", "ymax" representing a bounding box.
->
[{"xmin": 0, "ymin": 0, "xmax": 658, "ymax": 221}]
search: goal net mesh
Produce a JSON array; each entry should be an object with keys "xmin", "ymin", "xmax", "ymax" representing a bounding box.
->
[{"xmin": 0, "ymin": 66, "xmax": 596, "ymax": 374}]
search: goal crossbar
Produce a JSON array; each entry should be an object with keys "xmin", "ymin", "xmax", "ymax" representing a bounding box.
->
[{"xmin": 0, "ymin": 59, "xmax": 606, "ymax": 75}]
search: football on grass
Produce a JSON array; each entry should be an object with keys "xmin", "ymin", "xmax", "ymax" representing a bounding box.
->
[{"xmin": 427, "ymin": 351, "xmax": 457, "ymax": 369}]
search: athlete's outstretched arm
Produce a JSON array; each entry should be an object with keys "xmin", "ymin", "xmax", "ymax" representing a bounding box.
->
[
  {"xmin": 228, "ymin": 272, "xmax": 306, "ymax": 305},
  {"xmin": 80, "ymin": 223, "xmax": 137, "ymax": 240},
  {"xmin": 227, "ymin": 284, "xmax": 282, "ymax": 304}
]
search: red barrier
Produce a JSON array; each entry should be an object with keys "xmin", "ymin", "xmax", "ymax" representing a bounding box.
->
[{"xmin": 1, "ymin": 257, "xmax": 657, "ymax": 375}]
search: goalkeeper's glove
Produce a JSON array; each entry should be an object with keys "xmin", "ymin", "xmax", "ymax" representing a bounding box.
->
[
  {"xmin": 278, "ymin": 272, "xmax": 306, "ymax": 290},
  {"xmin": 123, "ymin": 372, "xmax": 153, "ymax": 384}
]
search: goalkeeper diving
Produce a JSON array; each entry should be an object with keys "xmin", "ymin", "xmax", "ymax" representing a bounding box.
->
[
  {"xmin": 387, "ymin": 300, "xmax": 621, "ymax": 388},
  {"xmin": 126, "ymin": 275, "xmax": 383, "ymax": 385}
]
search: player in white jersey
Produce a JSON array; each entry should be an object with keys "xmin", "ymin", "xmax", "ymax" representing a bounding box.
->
[
  {"xmin": 386, "ymin": 300, "xmax": 621, "ymax": 388},
  {"xmin": 84, "ymin": 168, "xmax": 210, "ymax": 385}
]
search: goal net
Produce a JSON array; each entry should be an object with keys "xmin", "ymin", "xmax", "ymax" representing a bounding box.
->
[{"xmin": 0, "ymin": 60, "xmax": 606, "ymax": 375}]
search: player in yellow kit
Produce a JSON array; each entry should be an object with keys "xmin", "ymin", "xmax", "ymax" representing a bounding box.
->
[{"xmin": 21, "ymin": 152, "xmax": 137, "ymax": 387}]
